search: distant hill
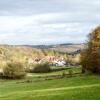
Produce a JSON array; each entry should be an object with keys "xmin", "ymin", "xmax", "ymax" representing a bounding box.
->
[
  {"xmin": 24, "ymin": 43, "xmax": 85, "ymax": 53},
  {"xmin": 50, "ymin": 44, "xmax": 84, "ymax": 53}
]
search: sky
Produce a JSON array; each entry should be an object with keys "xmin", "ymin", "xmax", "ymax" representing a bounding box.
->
[{"xmin": 0, "ymin": 0, "xmax": 100, "ymax": 45}]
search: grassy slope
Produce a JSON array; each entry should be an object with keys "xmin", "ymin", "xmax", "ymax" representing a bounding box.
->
[
  {"xmin": 0, "ymin": 74, "xmax": 100, "ymax": 100},
  {"xmin": 27, "ymin": 67, "xmax": 81, "ymax": 77}
]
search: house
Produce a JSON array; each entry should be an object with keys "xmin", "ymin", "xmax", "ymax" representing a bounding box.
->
[
  {"xmin": 52, "ymin": 60, "xmax": 66, "ymax": 66},
  {"xmin": 43, "ymin": 56, "xmax": 66, "ymax": 66},
  {"xmin": 28, "ymin": 58, "xmax": 42, "ymax": 65}
]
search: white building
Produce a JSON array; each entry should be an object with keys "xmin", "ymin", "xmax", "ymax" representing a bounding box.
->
[{"xmin": 52, "ymin": 60, "xmax": 66, "ymax": 66}]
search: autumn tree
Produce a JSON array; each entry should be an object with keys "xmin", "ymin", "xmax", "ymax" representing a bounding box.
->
[{"xmin": 81, "ymin": 26, "xmax": 100, "ymax": 74}]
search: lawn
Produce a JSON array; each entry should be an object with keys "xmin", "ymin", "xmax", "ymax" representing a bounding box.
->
[{"xmin": 0, "ymin": 67, "xmax": 100, "ymax": 100}]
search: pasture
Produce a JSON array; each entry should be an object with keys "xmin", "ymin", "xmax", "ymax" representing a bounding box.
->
[{"xmin": 0, "ymin": 67, "xmax": 100, "ymax": 100}]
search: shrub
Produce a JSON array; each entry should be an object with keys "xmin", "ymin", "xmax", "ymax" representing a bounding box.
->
[
  {"xmin": 68, "ymin": 69, "xmax": 73, "ymax": 77},
  {"xmin": 62, "ymin": 71, "xmax": 66, "ymax": 77},
  {"xmin": 32, "ymin": 62, "xmax": 51, "ymax": 73},
  {"xmin": 3, "ymin": 62, "xmax": 26, "ymax": 79}
]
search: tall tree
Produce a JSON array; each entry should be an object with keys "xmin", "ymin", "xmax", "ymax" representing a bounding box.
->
[{"xmin": 81, "ymin": 26, "xmax": 100, "ymax": 74}]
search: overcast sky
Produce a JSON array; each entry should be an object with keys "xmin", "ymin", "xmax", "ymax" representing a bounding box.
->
[{"xmin": 0, "ymin": 0, "xmax": 100, "ymax": 45}]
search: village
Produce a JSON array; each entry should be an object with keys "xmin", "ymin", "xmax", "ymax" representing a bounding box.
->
[
  {"xmin": 28, "ymin": 56, "xmax": 66, "ymax": 66},
  {"xmin": 27, "ymin": 52, "xmax": 80, "ymax": 66}
]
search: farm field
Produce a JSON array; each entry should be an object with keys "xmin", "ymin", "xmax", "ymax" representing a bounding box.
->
[{"xmin": 0, "ymin": 67, "xmax": 100, "ymax": 100}]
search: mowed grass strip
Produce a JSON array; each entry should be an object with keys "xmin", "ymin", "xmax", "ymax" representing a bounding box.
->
[
  {"xmin": 1, "ymin": 84, "xmax": 100, "ymax": 100},
  {"xmin": 1, "ymin": 83, "xmax": 100, "ymax": 98}
]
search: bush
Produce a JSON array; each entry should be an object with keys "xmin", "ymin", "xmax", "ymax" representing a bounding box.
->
[
  {"xmin": 3, "ymin": 62, "xmax": 26, "ymax": 79},
  {"xmin": 62, "ymin": 71, "xmax": 66, "ymax": 77},
  {"xmin": 68, "ymin": 69, "xmax": 73, "ymax": 77},
  {"xmin": 32, "ymin": 62, "xmax": 51, "ymax": 73}
]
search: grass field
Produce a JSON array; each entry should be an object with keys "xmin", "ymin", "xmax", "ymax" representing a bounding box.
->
[
  {"xmin": 0, "ymin": 67, "xmax": 100, "ymax": 100},
  {"xmin": 27, "ymin": 66, "xmax": 81, "ymax": 77}
]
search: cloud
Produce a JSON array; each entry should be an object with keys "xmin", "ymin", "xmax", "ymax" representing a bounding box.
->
[
  {"xmin": 0, "ymin": 33, "xmax": 16, "ymax": 39},
  {"xmin": 0, "ymin": 0, "xmax": 100, "ymax": 44},
  {"xmin": 0, "ymin": 0, "xmax": 100, "ymax": 16}
]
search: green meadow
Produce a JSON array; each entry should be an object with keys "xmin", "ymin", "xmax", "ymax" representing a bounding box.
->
[{"xmin": 0, "ymin": 67, "xmax": 100, "ymax": 100}]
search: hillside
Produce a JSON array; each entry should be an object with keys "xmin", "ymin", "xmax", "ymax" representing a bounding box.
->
[{"xmin": 0, "ymin": 44, "xmax": 84, "ymax": 68}]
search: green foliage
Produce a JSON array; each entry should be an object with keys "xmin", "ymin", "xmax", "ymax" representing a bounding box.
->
[
  {"xmin": 32, "ymin": 62, "xmax": 51, "ymax": 73},
  {"xmin": 68, "ymin": 69, "xmax": 73, "ymax": 77},
  {"xmin": 3, "ymin": 62, "xmax": 26, "ymax": 79},
  {"xmin": 62, "ymin": 71, "xmax": 66, "ymax": 77},
  {"xmin": 81, "ymin": 26, "xmax": 100, "ymax": 74}
]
